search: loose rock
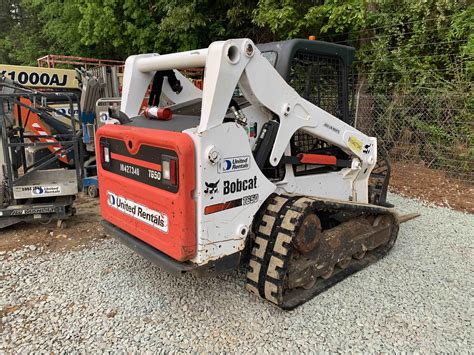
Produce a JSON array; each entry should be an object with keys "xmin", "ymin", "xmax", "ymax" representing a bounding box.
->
[{"xmin": 1, "ymin": 194, "xmax": 472, "ymax": 352}]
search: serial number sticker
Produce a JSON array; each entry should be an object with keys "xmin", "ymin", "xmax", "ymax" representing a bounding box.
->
[
  {"xmin": 107, "ymin": 191, "xmax": 168, "ymax": 233},
  {"xmin": 348, "ymin": 136, "xmax": 363, "ymax": 153},
  {"xmin": 120, "ymin": 163, "xmax": 140, "ymax": 176}
]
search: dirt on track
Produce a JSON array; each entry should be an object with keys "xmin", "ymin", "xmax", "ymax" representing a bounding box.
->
[{"xmin": 0, "ymin": 195, "xmax": 103, "ymax": 253}]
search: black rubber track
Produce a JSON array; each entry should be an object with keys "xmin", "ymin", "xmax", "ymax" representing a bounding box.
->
[{"xmin": 246, "ymin": 195, "xmax": 400, "ymax": 310}]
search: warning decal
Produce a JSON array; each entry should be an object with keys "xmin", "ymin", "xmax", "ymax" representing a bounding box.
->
[{"xmin": 348, "ymin": 136, "xmax": 363, "ymax": 153}]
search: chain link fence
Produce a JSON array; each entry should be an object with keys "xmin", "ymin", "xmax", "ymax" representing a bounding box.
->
[{"xmin": 354, "ymin": 91, "xmax": 473, "ymax": 183}]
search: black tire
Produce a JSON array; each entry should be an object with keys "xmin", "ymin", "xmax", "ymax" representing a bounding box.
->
[
  {"xmin": 87, "ymin": 184, "xmax": 99, "ymax": 198},
  {"xmin": 57, "ymin": 219, "xmax": 68, "ymax": 229}
]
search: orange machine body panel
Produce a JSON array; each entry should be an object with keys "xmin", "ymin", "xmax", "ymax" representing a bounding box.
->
[
  {"xmin": 15, "ymin": 98, "xmax": 70, "ymax": 164},
  {"xmin": 96, "ymin": 124, "xmax": 196, "ymax": 261}
]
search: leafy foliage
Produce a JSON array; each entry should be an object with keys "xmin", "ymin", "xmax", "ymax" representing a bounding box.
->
[
  {"xmin": 0, "ymin": 0, "xmax": 471, "ymax": 176},
  {"xmin": 1, "ymin": 0, "xmax": 471, "ymax": 90},
  {"xmin": 253, "ymin": 0, "xmax": 366, "ymax": 39}
]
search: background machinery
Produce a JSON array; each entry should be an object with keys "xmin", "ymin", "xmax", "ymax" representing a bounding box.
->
[
  {"xmin": 0, "ymin": 57, "xmax": 124, "ymax": 228},
  {"xmin": 1, "ymin": 58, "xmax": 124, "ymax": 195},
  {"xmin": 76, "ymin": 66, "xmax": 121, "ymax": 197},
  {"xmin": 0, "ymin": 78, "xmax": 82, "ymax": 228},
  {"xmin": 95, "ymin": 38, "xmax": 417, "ymax": 309}
]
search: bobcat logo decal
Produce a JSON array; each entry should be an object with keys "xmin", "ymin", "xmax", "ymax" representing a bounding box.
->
[{"xmin": 204, "ymin": 180, "xmax": 220, "ymax": 199}]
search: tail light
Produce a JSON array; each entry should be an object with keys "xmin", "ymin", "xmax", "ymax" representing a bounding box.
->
[
  {"xmin": 100, "ymin": 142, "xmax": 110, "ymax": 164},
  {"xmin": 162, "ymin": 156, "xmax": 178, "ymax": 185},
  {"xmin": 103, "ymin": 145, "xmax": 110, "ymax": 163}
]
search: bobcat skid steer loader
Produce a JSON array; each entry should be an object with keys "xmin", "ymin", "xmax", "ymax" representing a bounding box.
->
[{"xmin": 96, "ymin": 39, "xmax": 417, "ymax": 309}]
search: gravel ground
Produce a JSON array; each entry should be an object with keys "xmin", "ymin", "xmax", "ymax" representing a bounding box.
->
[{"xmin": 1, "ymin": 193, "xmax": 473, "ymax": 353}]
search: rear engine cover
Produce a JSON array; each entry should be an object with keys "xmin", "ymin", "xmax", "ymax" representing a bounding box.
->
[{"xmin": 96, "ymin": 125, "xmax": 196, "ymax": 261}]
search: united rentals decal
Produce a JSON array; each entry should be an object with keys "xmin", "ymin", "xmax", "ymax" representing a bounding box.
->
[
  {"xmin": 32, "ymin": 186, "xmax": 61, "ymax": 195},
  {"xmin": 219, "ymin": 155, "xmax": 250, "ymax": 173},
  {"xmin": 13, "ymin": 185, "xmax": 62, "ymax": 197},
  {"xmin": 107, "ymin": 191, "xmax": 168, "ymax": 233},
  {"xmin": 50, "ymin": 103, "xmax": 80, "ymax": 119}
]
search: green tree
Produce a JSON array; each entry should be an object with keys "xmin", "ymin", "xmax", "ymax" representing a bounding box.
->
[
  {"xmin": 253, "ymin": 0, "xmax": 366, "ymax": 40},
  {"xmin": 78, "ymin": 0, "xmax": 261, "ymax": 56},
  {"xmin": 253, "ymin": 0, "xmax": 472, "ymax": 93},
  {"xmin": 1, "ymin": 0, "xmax": 472, "ymax": 91},
  {"xmin": 0, "ymin": 0, "xmax": 49, "ymax": 65}
]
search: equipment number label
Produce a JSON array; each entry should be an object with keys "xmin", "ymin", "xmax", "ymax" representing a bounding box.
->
[{"xmin": 242, "ymin": 194, "xmax": 258, "ymax": 205}]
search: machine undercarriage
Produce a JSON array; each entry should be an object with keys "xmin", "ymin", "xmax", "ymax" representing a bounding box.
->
[{"xmin": 246, "ymin": 194, "xmax": 416, "ymax": 309}]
